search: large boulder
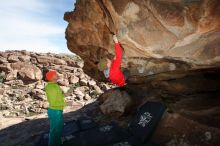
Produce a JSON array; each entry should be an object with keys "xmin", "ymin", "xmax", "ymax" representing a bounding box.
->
[
  {"xmin": 69, "ymin": 75, "xmax": 80, "ymax": 84},
  {"xmin": 100, "ymin": 89, "xmax": 133, "ymax": 117},
  {"xmin": 10, "ymin": 62, "xmax": 25, "ymax": 70},
  {"xmin": 18, "ymin": 55, "xmax": 31, "ymax": 62},
  {"xmin": 18, "ymin": 64, "xmax": 42, "ymax": 82},
  {"xmin": 0, "ymin": 56, "xmax": 8, "ymax": 64},
  {"xmin": 57, "ymin": 78, "xmax": 69, "ymax": 86},
  {"xmin": 36, "ymin": 56, "xmax": 67, "ymax": 65},
  {"xmin": 7, "ymin": 55, "xmax": 19, "ymax": 63},
  {"xmin": 0, "ymin": 63, "xmax": 11, "ymax": 73},
  {"xmin": 64, "ymin": 0, "xmax": 220, "ymax": 80},
  {"xmin": 5, "ymin": 70, "xmax": 17, "ymax": 81}
]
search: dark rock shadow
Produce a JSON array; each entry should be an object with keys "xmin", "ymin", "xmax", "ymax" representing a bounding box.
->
[{"xmin": 0, "ymin": 102, "xmax": 100, "ymax": 146}]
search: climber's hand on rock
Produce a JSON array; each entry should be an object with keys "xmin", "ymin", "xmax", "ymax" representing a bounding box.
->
[{"xmin": 113, "ymin": 35, "xmax": 118, "ymax": 44}]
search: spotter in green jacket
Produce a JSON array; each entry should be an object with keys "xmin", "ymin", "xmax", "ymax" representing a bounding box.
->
[{"xmin": 45, "ymin": 82, "xmax": 66, "ymax": 110}]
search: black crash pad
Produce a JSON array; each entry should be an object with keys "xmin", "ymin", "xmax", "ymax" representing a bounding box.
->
[
  {"xmin": 106, "ymin": 137, "xmax": 160, "ymax": 146},
  {"xmin": 128, "ymin": 101, "xmax": 166, "ymax": 143},
  {"xmin": 62, "ymin": 133, "xmax": 82, "ymax": 146},
  {"xmin": 62, "ymin": 120, "xmax": 81, "ymax": 137},
  {"xmin": 106, "ymin": 136, "xmax": 142, "ymax": 146},
  {"xmin": 37, "ymin": 102, "xmax": 165, "ymax": 146},
  {"xmin": 37, "ymin": 132, "xmax": 49, "ymax": 146},
  {"xmin": 142, "ymin": 142, "xmax": 160, "ymax": 146},
  {"xmin": 37, "ymin": 120, "xmax": 80, "ymax": 146},
  {"xmin": 80, "ymin": 123, "xmax": 131, "ymax": 146},
  {"xmin": 78, "ymin": 118, "xmax": 98, "ymax": 131}
]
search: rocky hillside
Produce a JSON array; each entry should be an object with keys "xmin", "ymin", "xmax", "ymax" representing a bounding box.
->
[{"xmin": 0, "ymin": 50, "xmax": 113, "ymax": 119}]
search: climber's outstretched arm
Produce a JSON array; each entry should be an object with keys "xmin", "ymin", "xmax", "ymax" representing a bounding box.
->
[{"xmin": 113, "ymin": 35, "xmax": 123, "ymax": 68}]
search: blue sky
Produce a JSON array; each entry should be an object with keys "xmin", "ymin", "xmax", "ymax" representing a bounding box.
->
[{"xmin": 0, "ymin": 0, "xmax": 76, "ymax": 54}]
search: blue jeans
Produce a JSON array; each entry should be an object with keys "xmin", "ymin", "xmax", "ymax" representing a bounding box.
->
[{"xmin": 48, "ymin": 108, "xmax": 63, "ymax": 146}]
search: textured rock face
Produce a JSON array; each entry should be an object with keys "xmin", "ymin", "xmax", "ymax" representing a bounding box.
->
[
  {"xmin": 65, "ymin": 0, "xmax": 220, "ymax": 80},
  {"xmin": 100, "ymin": 89, "xmax": 133, "ymax": 117},
  {"xmin": 64, "ymin": 1, "xmax": 220, "ymax": 145},
  {"xmin": 18, "ymin": 64, "xmax": 43, "ymax": 82},
  {"xmin": 98, "ymin": 67, "xmax": 220, "ymax": 146}
]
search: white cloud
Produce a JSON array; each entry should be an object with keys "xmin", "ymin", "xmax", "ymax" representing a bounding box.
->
[
  {"xmin": 0, "ymin": 0, "xmax": 47, "ymax": 14},
  {"xmin": 0, "ymin": 17, "xmax": 63, "ymax": 38},
  {"xmin": 0, "ymin": 0, "xmax": 74, "ymax": 54}
]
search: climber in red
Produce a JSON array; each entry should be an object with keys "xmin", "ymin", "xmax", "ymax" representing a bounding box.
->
[{"xmin": 98, "ymin": 35, "xmax": 129, "ymax": 86}]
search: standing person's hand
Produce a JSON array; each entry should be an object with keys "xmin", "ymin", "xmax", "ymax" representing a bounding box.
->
[{"xmin": 113, "ymin": 35, "xmax": 119, "ymax": 44}]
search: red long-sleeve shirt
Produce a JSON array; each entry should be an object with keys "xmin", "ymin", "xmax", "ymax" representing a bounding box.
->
[{"xmin": 109, "ymin": 43, "xmax": 126, "ymax": 86}]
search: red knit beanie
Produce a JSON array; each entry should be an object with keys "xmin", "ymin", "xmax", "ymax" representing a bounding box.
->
[{"xmin": 46, "ymin": 70, "xmax": 57, "ymax": 81}]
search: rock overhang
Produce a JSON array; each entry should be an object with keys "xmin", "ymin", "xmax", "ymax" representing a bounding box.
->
[{"xmin": 64, "ymin": 0, "xmax": 220, "ymax": 80}]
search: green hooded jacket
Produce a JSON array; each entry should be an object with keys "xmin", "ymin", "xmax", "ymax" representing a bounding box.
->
[{"xmin": 45, "ymin": 82, "xmax": 66, "ymax": 110}]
